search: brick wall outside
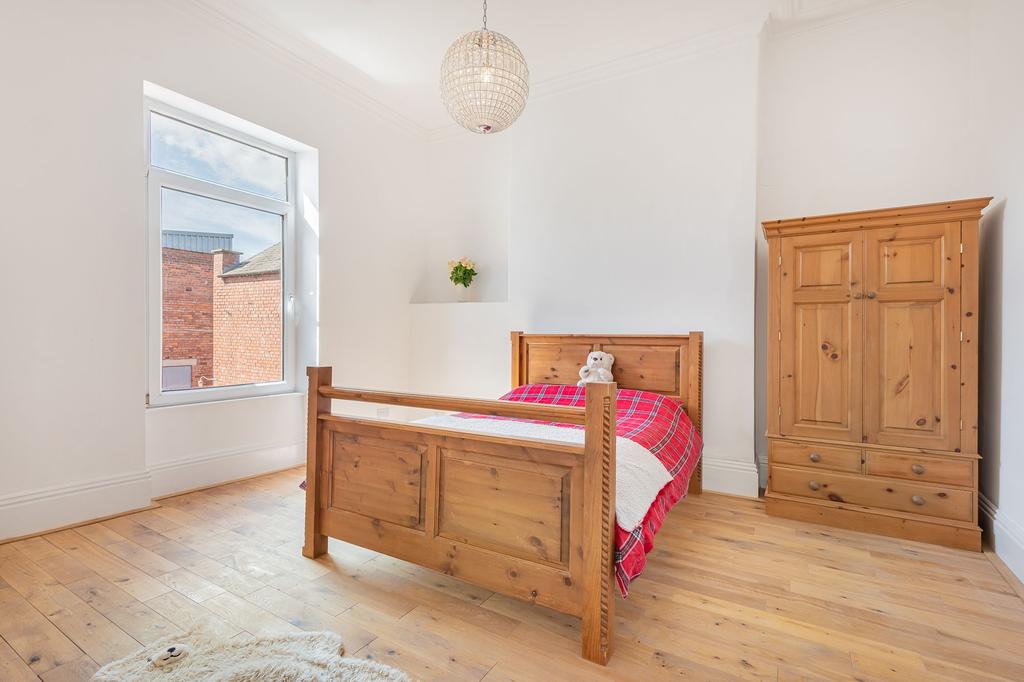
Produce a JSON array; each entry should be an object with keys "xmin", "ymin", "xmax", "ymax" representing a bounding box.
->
[
  {"xmin": 162, "ymin": 246, "xmax": 281, "ymax": 390},
  {"xmin": 161, "ymin": 247, "xmax": 213, "ymax": 387},
  {"xmin": 212, "ymin": 270, "xmax": 282, "ymax": 387}
]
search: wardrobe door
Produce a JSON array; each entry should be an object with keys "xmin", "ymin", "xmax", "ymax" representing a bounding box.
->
[
  {"xmin": 779, "ymin": 232, "xmax": 864, "ymax": 443},
  {"xmin": 863, "ymin": 223, "xmax": 961, "ymax": 451}
]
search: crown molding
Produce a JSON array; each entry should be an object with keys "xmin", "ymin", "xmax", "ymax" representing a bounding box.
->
[
  {"xmin": 168, "ymin": 0, "xmax": 429, "ymax": 138},
  {"xmin": 174, "ymin": 0, "xmax": 771, "ymax": 145},
  {"xmin": 767, "ymin": 0, "xmax": 919, "ymax": 37},
  {"xmin": 425, "ymin": 16, "xmax": 768, "ymax": 143},
  {"xmin": 532, "ymin": 17, "xmax": 766, "ymax": 102},
  {"xmin": 169, "ymin": 0, "xmax": 916, "ymax": 145}
]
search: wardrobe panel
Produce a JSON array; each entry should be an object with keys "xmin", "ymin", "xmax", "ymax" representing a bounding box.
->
[
  {"xmin": 779, "ymin": 233, "xmax": 863, "ymax": 442},
  {"xmin": 863, "ymin": 223, "xmax": 960, "ymax": 451}
]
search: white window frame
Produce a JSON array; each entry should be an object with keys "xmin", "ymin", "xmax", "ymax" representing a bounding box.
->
[{"xmin": 146, "ymin": 99, "xmax": 297, "ymax": 407}]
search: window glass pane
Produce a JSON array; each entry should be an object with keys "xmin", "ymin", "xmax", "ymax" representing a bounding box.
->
[
  {"xmin": 151, "ymin": 112, "xmax": 287, "ymax": 200},
  {"xmin": 162, "ymin": 365, "xmax": 193, "ymax": 390},
  {"xmin": 160, "ymin": 188, "xmax": 284, "ymax": 391}
]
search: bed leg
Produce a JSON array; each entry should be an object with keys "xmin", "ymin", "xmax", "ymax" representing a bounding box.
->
[
  {"xmin": 581, "ymin": 381, "xmax": 617, "ymax": 665},
  {"xmin": 303, "ymin": 366, "xmax": 332, "ymax": 559}
]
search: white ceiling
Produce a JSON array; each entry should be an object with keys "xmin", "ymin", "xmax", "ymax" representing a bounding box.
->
[{"xmin": 200, "ymin": 0, "xmax": 889, "ymax": 134}]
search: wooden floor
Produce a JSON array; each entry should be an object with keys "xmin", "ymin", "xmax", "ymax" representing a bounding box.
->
[{"xmin": 1, "ymin": 469, "xmax": 1023, "ymax": 681}]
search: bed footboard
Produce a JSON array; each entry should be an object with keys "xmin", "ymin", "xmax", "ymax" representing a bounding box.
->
[{"xmin": 303, "ymin": 369, "xmax": 617, "ymax": 664}]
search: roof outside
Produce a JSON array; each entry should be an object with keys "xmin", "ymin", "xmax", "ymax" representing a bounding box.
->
[
  {"xmin": 162, "ymin": 230, "xmax": 235, "ymax": 253},
  {"xmin": 220, "ymin": 242, "xmax": 282, "ymax": 278}
]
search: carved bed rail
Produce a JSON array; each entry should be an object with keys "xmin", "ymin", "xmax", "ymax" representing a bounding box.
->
[{"xmin": 318, "ymin": 385, "xmax": 586, "ymax": 424}]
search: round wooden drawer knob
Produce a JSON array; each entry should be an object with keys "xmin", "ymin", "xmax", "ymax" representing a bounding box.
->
[
  {"xmin": 911, "ymin": 495, "xmax": 926, "ymax": 506},
  {"xmin": 808, "ymin": 481, "xmax": 821, "ymax": 491},
  {"xmin": 809, "ymin": 452, "xmax": 822, "ymax": 463},
  {"xmin": 911, "ymin": 464, "xmax": 926, "ymax": 475}
]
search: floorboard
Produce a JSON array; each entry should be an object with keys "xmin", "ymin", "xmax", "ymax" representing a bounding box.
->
[{"xmin": 2, "ymin": 466, "xmax": 1023, "ymax": 680}]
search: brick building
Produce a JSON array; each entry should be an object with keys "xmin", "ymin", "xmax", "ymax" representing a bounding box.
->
[
  {"xmin": 161, "ymin": 231, "xmax": 281, "ymax": 390},
  {"xmin": 213, "ymin": 243, "xmax": 283, "ymax": 387}
]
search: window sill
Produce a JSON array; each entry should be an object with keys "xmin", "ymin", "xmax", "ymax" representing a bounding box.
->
[
  {"xmin": 146, "ymin": 388, "xmax": 303, "ymax": 410},
  {"xmin": 409, "ymin": 300, "xmax": 509, "ymax": 305}
]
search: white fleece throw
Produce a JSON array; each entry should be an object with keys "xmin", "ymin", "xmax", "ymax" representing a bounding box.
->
[
  {"xmin": 90, "ymin": 631, "xmax": 410, "ymax": 682},
  {"xmin": 417, "ymin": 414, "xmax": 672, "ymax": 532}
]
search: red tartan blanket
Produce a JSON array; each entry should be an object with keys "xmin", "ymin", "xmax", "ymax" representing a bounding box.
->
[{"xmin": 463, "ymin": 383, "xmax": 702, "ymax": 596}]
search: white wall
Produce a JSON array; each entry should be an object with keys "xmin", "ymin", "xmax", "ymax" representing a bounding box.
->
[
  {"xmin": 758, "ymin": 0, "xmax": 1024, "ymax": 578},
  {"xmin": 971, "ymin": 0, "xmax": 1024, "ymax": 582},
  {"xmin": 759, "ymin": 1, "xmax": 973, "ymax": 218},
  {"xmin": 412, "ymin": 33, "xmax": 765, "ymax": 496},
  {"xmin": 411, "ymin": 134, "xmax": 510, "ymax": 305},
  {"xmin": 0, "ymin": 0, "xmax": 426, "ymax": 538}
]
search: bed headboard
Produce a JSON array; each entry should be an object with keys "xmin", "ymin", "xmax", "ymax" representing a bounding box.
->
[{"xmin": 511, "ymin": 331, "xmax": 704, "ymax": 493}]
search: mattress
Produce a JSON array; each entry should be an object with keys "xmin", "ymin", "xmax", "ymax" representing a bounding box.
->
[{"xmin": 418, "ymin": 383, "xmax": 702, "ymax": 595}]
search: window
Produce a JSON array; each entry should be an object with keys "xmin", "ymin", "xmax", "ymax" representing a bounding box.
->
[
  {"xmin": 161, "ymin": 360, "xmax": 195, "ymax": 390},
  {"xmin": 147, "ymin": 100, "xmax": 296, "ymax": 406}
]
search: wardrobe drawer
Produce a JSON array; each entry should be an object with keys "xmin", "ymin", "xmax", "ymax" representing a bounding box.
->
[
  {"xmin": 770, "ymin": 440, "xmax": 861, "ymax": 473},
  {"xmin": 864, "ymin": 452, "xmax": 973, "ymax": 487},
  {"xmin": 769, "ymin": 466, "xmax": 973, "ymax": 522}
]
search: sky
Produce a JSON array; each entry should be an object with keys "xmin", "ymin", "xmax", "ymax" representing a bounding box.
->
[
  {"xmin": 152, "ymin": 113, "xmax": 285, "ymax": 259},
  {"xmin": 161, "ymin": 189, "xmax": 280, "ymax": 260}
]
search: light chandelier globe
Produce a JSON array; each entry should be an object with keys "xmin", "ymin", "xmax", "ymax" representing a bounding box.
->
[{"xmin": 440, "ymin": 15, "xmax": 529, "ymax": 134}]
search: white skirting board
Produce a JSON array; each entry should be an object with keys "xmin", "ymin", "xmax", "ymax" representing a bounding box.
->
[
  {"xmin": 148, "ymin": 440, "xmax": 305, "ymax": 498},
  {"xmin": 0, "ymin": 471, "xmax": 153, "ymax": 541},
  {"xmin": 701, "ymin": 454, "xmax": 760, "ymax": 497},
  {"xmin": 756, "ymin": 452, "xmax": 769, "ymax": 489},
  {"xmin": 0, "ymin": 441, "xmax": 305, "ymax": 542},
  {"xmin": 980, "ymin": 494, "xmax": 1024, "ymax": 584}
]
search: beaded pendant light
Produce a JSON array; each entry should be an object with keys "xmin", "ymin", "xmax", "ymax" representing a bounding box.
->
[{"xmin": 440, "ymin": 0, "xmax": 529, "ymax": 134}]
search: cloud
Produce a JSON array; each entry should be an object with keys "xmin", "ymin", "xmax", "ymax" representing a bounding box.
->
[{"xmin": 152, "ymin": 113, "xmax": 286, "ymax": 200}]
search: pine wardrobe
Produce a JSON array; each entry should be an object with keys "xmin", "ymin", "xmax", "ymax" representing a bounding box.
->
[{"xmin": 763, "ymin": 198, "xmax": 991, "ymax": 551}]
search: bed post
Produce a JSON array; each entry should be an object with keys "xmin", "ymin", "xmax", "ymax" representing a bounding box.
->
[
  {"xmin": 303, "ymin": 366, "xmax": 332, "ymax": 559},
  {"xmin": 581, "ymin": 380, "xmax": 617, "ymax": 665},
  {"xmin": 687, "ymin": 331, "xmax": 704, "ymax": 495},
  {"xmin": 510, "ymin": 331, "xmax": 523, "ymax": 388}
]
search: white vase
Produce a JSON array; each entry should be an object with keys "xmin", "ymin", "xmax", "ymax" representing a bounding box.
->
[{"xmin": 456, "ymin": 284, "xmax": 473, "ymax": 302}]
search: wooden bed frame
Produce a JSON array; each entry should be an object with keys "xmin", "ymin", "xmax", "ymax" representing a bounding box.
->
[{"xmin": 303, "ymin": 332, "xmax": 703, "ymax": 664}]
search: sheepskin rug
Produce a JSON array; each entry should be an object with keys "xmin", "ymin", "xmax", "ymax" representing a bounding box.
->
[{"xmin": 91, "ymin": 630, "xmax": 411, "ymax": 681}]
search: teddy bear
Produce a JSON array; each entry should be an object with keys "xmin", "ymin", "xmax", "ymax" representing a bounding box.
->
[{"xmin": 577, "ymin": 351, "xmax": 615, "ymax": 386}]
